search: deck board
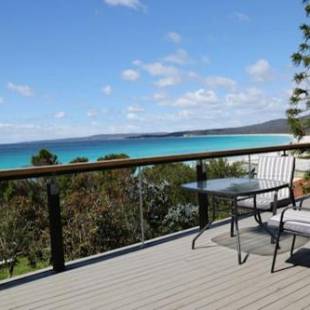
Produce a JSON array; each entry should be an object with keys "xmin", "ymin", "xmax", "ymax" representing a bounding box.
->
[{"xmin": 1, "ymin": 209, "xmax": 310, "ymax": 310}]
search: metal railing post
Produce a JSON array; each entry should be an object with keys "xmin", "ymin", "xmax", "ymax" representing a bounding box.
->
[
  {"xmin": 138, "ymin": 167, "xmax": 145, "ymax": 246},
  {"xmin": 248, "ymin": 155, "xmax": 252, "ymax": 178},
  {"xmin": 196, "ymin": 160, "xmax": 208, "ymax": 229},
  {"xmin": 47, "ymin": 177, "xmax": 65, "ymax": 272}
]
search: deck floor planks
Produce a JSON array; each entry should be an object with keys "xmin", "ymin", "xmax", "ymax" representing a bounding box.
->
[
  {"xmin": 154, "ymin": 258, "xmax": 304, "ymax": 310},
  {"xmin": 1, "ymin": 210, "xmax": 310, "ymax": 310},
  {"xmin": 27, "ymin": 244, "xmax": 234, "ymax": 309}
]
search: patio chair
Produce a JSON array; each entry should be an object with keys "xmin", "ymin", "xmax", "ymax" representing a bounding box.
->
[
  {"xmin": 232, "ymin": 156, "xmax": 296, "ymax": 237},
  {"xmin": 268, "ymin": 197, "xmax": 310, "ymax": 273}
]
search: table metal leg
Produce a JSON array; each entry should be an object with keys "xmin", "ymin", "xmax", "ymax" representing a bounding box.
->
[
  {"xmin": 192, "ymin": 221, "xmax": 213, "ymax": 249},
  {"xmin": 230, "ymin": 200, "xmax": 235, "ymax": 237},
  {"xmin": 192, "ymin": 194, "xmax": 218, "ymax": 249},
  {"xmin": 233, "ymin": 198, "xmax": 243, "ymax": 265}
]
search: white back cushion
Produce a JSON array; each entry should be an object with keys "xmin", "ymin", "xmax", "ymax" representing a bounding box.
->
[{"xmin": 257, "ymin": 156, "xmax": 295, "ymax": 200}]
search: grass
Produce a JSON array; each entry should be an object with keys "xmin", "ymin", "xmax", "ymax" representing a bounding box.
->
[{"xmin": 0, "ymin": 257, "xmax": 49, "ymax": 281}]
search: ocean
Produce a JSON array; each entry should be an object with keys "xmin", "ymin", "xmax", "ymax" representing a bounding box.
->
[{"xmin": 0, "ymin": 135, "xmax": 292, "ymax": 170}]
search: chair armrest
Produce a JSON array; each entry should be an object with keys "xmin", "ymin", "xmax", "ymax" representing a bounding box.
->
[{"xmin": 237, "ymin": 195, "xmax": 254, "ymax": 202}]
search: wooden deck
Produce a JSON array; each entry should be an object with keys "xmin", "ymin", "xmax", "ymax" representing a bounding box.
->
[{"xmin": 1, "ymin": 208, "xmax": 310, "ymax": 310}]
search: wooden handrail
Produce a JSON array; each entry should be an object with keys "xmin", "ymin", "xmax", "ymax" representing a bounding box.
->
[{"xmin": 0, "ymin": 142, "xmax": 309, "ymax": 181}]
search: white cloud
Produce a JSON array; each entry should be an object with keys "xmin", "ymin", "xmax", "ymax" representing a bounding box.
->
[
  {"xmin": 187, "ymin": 71, "xmax": 200, "ymax": 79},
  {"xmin": 101, "ymin": 85, "xmax": 112, "ymax": 95},
  {"xmin": 104, "ymin": 0, "xmax": 143, "ymax": 10},
  {"xmin": 225, "ymin": 88, "xmax": 262, "ymax": 107},
  {"xmin": 131, "ymin": 60, "xmax": 184, "ymax": 88},
  {"xmin": 127, "ymin": 105, "xmax": 144, "ymax": 113},
  {"xmin": 126, "ymin": 105, "xmax": 144, "ymax": 121},
  {"xmin": 164, "ymin": 49, "xmax": 190, "ymax": 65},
  {"xmin": 126, "ymin": 112, "xmax": 143, "ymax": 120},
  {"xmin": 246, "ymin": 59, "xmax": 273, "ymax": 82},
  {"xmin": 187, "ymin": 71, "xmax": 236, "ymax": 90},
  {"xmin": 174, "ymin": 89, "xmax": 218, "ymax": 108},
  {"xmin": 132, "ymin": 59, "xmax": 142, "ymax": 66},
  {"xmin": 155, "ymin": 76, "xmax": 182, "ymax": 88},
  {"xmin": 87, "ymin": 110, "xmax": 98, "ymax": 118},
  {"xmin": 231, "ymin": 12, "xmax": 250, "ymax": 22},
  {"xmin": 121, "ymin": 69, "xmax": 140, "ymax": 81},
  {"xmin": 7, "ymin": 82, "xmax": 33, "ymax": 97},
  {"xmin": 127, "ymin": 113, "xmax": 137, "ymax": 120},
  {"xmin": 152, "ymin": 92, "xmax": 168, "ymax": 102},
  {"xmin": 224, "ymin": 88, "xmax": 283, "ymax": 113},
  {"xmin": 142, "ymin": 62, "xmax": 178, "ymax": 77},
  {"xmin": 166, "ymin": 32, "xmax": 182, "ymax": 44},
  {"xmin": 177, "ymin": 110, "xmax": 194, "ymax": 119},
  {"xmin": 204, "ymin": 76, "xmax": 237, "ymax": 90},
  {"xmin": 201, "ymin": 56, "xmax": 211, "ymax": 65},
  {"xmin": 139, "ymin": 61, "xmax": 182, "ymax": 87},
  {"xmin": 54, "ymin": 111, "xmax": 66, "ymax": 119}
]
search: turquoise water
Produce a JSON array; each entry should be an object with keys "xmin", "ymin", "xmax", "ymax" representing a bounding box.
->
[{"xmin": 0, "ymin": 135, "xmax": 292, "ymax": 170}]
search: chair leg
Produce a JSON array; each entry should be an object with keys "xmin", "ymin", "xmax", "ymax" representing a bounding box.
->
[
  {"xmin": 253, "ymin": 196, "xmax": 263, "ymax": 226},
  {"xmin": 254, "ymin": 207, "xmax": 276, "ymax": 243},
  {"xmin": 256, "ymin": 210, "xmax": 263, "ymax": 224},
  {"xmin": 254, "ymin": 212, "xmax": 260, "ymax": 224},
  {"xmin": 289, "ymin": 187, "xmax": 296, "ymax": 209},
  {"xmin": 290, "ymin": 234, "xmax": 296, "ymax": 257},
  {"xmin": 272, "ymin": 191, "xmax": 278, "ymax": 215},
  {"xmin": 271, "ymin": 228, "xmax": 282, "ymax": 273},
  {"xmin": 230, "ymin": 216, "xmax": 234, "ymax": 237}
]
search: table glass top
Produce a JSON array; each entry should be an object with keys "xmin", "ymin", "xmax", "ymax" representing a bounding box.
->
[{"xmin": 182, "ymin": 177, "xmax": 288, "ymax": 197}]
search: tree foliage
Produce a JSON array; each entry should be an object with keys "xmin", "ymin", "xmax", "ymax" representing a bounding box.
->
[
  {"xmin": 70, "ymin": 157, "xmax": 89, "ymax": 163},
  {"xmin": 206, "ymin": 158, "xmax": 245, "ymax": 179},
  {"xmin": 31, "ymin": 149, "xmax": 59, "ymax": 166},
  {"xmin": 288, "ymin": 0, "xmax": 310, "ymax": 139}
]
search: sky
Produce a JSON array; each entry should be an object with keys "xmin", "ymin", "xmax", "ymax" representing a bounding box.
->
[{"xmin": 0, "ymin": 0, "xmax": 307, "ymax": 143}]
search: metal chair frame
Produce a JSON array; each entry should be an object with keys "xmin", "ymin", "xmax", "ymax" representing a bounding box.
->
[{"xmin": 271, "ymin": 195, "xmax": 309, "ymax": 273}]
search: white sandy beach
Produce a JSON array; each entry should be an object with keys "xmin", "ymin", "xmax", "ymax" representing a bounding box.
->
[{"xmin": 298, "ymin": 135, "xmax": 310, "ymax": 143}]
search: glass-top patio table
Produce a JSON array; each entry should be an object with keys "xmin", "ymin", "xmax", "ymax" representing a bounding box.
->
[{"xmin": 182, "ymin": 177, "xmax": 290, "ymax": 264}]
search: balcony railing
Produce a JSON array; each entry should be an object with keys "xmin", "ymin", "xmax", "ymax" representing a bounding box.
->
[{"xmin": 0, "ymin": 142, "xmax": 310, "ymax": 275}]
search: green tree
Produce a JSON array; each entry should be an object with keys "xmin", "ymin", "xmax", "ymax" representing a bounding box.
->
[
  {"xmin": 70, "ymin": 157, "xmax": 89, "ymax": 163},
  {"xmin": 0, "ymin": 203, "xmax": 31, "ymax": 277},
  {"xmin": 97, "ymin": 153, "xmax": 129, "ymax": 161},
  {"xmin": 287, "ymin": 0, "xmax": 310, "ymax": 139},
  {"xmin": 206, "ymin": 158, "xmax": 245, "ymax": 179},
  {"xmin": 0, "ymin": 180, "xmax": 49, "ymax": 277},
  {"xmin": 31, "ymin": 149, "xmax": 59, "ymax": 166}
]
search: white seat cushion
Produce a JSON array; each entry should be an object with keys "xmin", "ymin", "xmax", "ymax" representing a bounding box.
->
[
  {"xmin": 237, "ymin": 194, "xmax": 290, "ymax": 211},
  {"xmin": 238, "ymin": 196, "xmax": 274, "ymax": 210},
  {"xmin": 268, "ymin": 209, "xmax": 310, "ymax": 236}
]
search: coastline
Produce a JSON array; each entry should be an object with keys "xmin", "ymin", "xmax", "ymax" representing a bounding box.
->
[
  {"xmin": 0, "ymin": 133, "xmax": 293, "ymax": 147},
  {"xmin": 182, "ymin": 133, "xmax": 292, "ymax": 138}
]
